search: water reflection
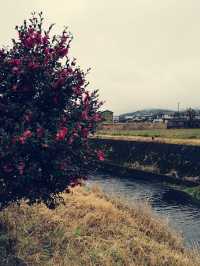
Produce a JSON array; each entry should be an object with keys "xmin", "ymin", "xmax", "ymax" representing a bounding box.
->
[{"xmin": 87, "ymin": 173, "xmax": 200, "ymax": 247}]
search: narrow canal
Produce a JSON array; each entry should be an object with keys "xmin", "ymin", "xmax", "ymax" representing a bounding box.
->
[{"xmin": 87, "ymin": 172, "xmax": 200, "ymax": 248}]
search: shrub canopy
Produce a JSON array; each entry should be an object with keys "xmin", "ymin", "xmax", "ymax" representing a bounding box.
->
[{"xmin": 0, "ymin": 12, "xmax": 103, "ymax": 208}]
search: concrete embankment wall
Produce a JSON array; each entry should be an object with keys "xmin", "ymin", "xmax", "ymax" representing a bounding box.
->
[
  {"xmin": 92, "ymin": 138, "xmax": 200, "ymax": 182},
  {"xmin": 99, "ymin": 122, "xmax": 167, "ymax": 131}
]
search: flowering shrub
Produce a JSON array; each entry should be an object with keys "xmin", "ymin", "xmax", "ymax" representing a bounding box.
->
[{"xmin": 0, "ymin": 12, "xmax": 103, "ymax": 208}]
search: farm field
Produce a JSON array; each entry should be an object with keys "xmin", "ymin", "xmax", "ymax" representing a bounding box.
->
[{"xmin": 97, "ymin": 128, "xmax": 200, "ymax": 139}]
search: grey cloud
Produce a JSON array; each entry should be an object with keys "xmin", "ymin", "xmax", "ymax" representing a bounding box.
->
[{"xmin": 0, "ymin": 0, "xmax": 200, "ymax": 114}]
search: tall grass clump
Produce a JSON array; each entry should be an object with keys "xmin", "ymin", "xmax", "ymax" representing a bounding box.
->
[{"xmin": 0, "ymin": 186, "xmax": 199, "ymax": 266}]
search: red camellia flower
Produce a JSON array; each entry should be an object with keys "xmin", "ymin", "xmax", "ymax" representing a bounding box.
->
[
  {"xmin": 23, "ymin": 130, "xmax": 32, "ymax": 138},
  {"xmin": 58, "ymin": 47, "xmax": 68, "ymax": 57},
  {"xmin": 18, "ymin": 130, "xmax": 32, "ymax": 144},
  {"xmin": 97, "ymin": 150, "xmax": 105, "ymax": 161},
  {"xmin": 18, "ymin": 136, "xmax": 26, "ymax": 144},
  {"xmin": 8, "ymin": 59, "xmax": 21, "ymax": 66},
  {"xmin": 25, "ymin": 36, "xmax": 34, "ymax": 48},
  {"xmin": 56, "ymin": 127, "xmax": 68, "ymax": 141}
]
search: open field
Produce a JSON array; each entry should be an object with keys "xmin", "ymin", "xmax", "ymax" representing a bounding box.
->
[
  {"xmin": 0, "ymin": 185, "xmax": 199, "ymax": 266},
  {"xmin": 96, "ymin": 128, "xmax": 200, "ymax": 146},
  {"xmin": 98, "ymin": 128, "xmax": 200, "ymax": 139}
]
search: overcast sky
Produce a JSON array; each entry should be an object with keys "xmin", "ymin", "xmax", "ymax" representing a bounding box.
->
[{"xmin": 1, "ymin": 1, "xmax": 200, "ymax": 114}]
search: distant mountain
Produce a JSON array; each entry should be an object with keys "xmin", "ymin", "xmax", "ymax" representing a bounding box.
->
[{"xmin": 120, "ymin": 108, "xmax": 175, "ymax": 117}]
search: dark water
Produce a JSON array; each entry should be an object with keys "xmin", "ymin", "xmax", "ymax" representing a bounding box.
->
[{"xmin": 87, "ymin": 173, "xmax": 200, "ymax": 248}]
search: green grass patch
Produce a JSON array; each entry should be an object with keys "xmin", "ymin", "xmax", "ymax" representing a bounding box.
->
[
  {"xmin": 183, "ymin": 186, "xmax": 200, "ymax": 201},
  {"xmin": 98, "ymin": 128, "xmax": 200, "ymax": 140}
]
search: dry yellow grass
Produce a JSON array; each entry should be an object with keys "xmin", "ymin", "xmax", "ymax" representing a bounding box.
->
[{"xmin": 0, "ymin": 185, "xmax": 199, "ymax": 266}]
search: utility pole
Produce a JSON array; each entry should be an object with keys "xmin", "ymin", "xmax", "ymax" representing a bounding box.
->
[{"xmin": 177, "ymin": 102, "xmax": 180, "ymax": 115}]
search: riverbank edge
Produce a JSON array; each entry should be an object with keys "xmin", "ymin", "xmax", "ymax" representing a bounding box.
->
[
  {"xmin": 91, "ymin": 135, "xmax": 200, "ymax": 183},
  {"xmin": 93, "ymin": 134, "xmax": 200, "ymax": 146},
  {"xmin": 166, "ymin": 184, "xmax": 200, "ymax": 203},
  {"xmin": 0, "ymin": 186, "xmax": 199, "ymax": 265},
  {"xmin": 99, "ymin": 161, "xmax": 200, "ymax": 203},
  {"xmin": 99, "ymin": 161, "xmax": 198, "ymax": 186}
]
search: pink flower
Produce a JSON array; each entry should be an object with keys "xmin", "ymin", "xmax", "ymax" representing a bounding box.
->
[
  {"xmin": 25, "ymin": 36, "xmax": 34, "ymax": 48},
  {"xmin": 58, "ymin": 47, "xmax": 68, "ymax": 57},
  {"xmin": 97, "ymin": 150, "xmax": 105, "ymax": 161},
  {"xmin": 18, "ymin": 130, "xmax": 32, "ymax": 144},
  {"xmin": 56, "ymin": 127, "xmax": 68, "ymax": 141},
  {"xmin": 18, "ymin": 136, "xmax": 25, "ymax": 144},
  {"xmin": 8, "ymin": 59, "xmax": 21, "ymax": 66},
  {"xmin": 44, "ymin": 47, "xmax": 54, "ymax": 56},
  {"xmin": 23, "ymin": 130, "xmax": 32, "ymax": 138}
]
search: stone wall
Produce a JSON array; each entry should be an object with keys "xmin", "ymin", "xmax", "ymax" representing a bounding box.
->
[{"xmin": 92, "ymin": 138, "xmax": 200, "ymax": 182}]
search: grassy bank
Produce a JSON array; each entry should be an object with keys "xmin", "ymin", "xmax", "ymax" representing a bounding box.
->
[
  {"xmin": 183, "ymin": 186, "xmax": 200, "ymax": 201},
  {"xmin": 0, "ymin": 186, "xmax": 199, "ymax": 266}
]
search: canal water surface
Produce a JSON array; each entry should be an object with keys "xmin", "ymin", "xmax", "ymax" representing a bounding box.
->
[{"xmin": 87, "ymin": 172, "xmax": 200, "ymax": 248}]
